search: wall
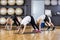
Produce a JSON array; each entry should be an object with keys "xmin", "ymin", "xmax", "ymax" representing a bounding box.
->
[{"xmin": 31, "ymin": 0, "xmax": 44, "ymax": 21}]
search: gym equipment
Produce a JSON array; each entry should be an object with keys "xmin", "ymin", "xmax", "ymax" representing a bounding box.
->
[
  {"xmin": 15, "ymin": 8, "xmax": 23, "ymax": 15},
  {"xmin": 1, "ymin": 0, "xmax": 7, "ymax": 5},
  {"xmin": 8, "ymin": 8, "xmax": 15, "ymax": 15},
  {"xmin": 0, "ymin": 17, "xmax": 7, "ymax": 24},
  {"xmin": 0, "ymin": 7, "xmax": 7, "ymax": 15},
  {"xmin": 16, "ymin": 0, "xmax": 24, "ymax": 5},
  {"xmin": 8, "ymin": 0, "xmax": 15, "ymax": 5}
]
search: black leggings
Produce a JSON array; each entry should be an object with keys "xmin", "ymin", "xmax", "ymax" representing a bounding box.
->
[
  {"xmin": 13, "ymin": 18, "xmax": 20, "ymax": 26},
  {"xmin": 30, "ymin": 16, "xmax": 39, "ymax": 30}
]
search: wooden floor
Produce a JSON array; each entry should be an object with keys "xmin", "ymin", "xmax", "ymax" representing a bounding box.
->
[{"xmin": 0, "ymin": 26, "xmax": 60, "ymax": 40}]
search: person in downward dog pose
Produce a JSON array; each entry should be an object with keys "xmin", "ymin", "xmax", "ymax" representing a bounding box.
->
[
  {"xmin": 36, "ymin": 15, "xmax": 55, "ymax": 31},
  {"xmin": 44, "ymin": 15, "xmax": 55, "ymax": 30},
  {"xmin": 5, "ymin": 17, "xmax": 14, "ymax": 30},
  {"xmin": 17, "ymin": 15, "xmax": 41, "ymax": 34}
]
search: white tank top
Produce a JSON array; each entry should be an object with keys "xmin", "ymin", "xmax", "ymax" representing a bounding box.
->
[{"xmin": 21, "ymin": 16, "xmax": 31, "ymax": 25}]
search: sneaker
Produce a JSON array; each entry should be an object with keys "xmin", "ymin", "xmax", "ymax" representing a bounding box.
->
[
  {"xmin": 52, "ymin": 27, "xmax": 55, "ymax": 31},
  {"xmin": 33, "ymin": 30, "xmax": 41, "ymax": 33},
  {"xmin": 47, "ymin": 27, "xmax": 50, "ymax": 31},
  {"xmin": 33, "ymin": 29, "xmax": 38, "ymax": 32},
  {"xmin": 37, "ymin": 30, "xmax": 41, "ymax": 33}
]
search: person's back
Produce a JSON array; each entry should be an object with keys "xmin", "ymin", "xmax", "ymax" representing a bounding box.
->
[{"xmin": 21, "ymin": 16, "xmax": 31, "ymax": 25}]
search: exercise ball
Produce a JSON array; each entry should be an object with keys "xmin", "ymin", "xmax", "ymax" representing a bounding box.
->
[
  {"xmin": 0, "ymin": 7, "xmax": 7, "ymax": 15},
  {"xmin": 51, "ymin": 0, "xmax": 57, "ymax": 5},
  {"xmin": 15, "ymin": 8, "xmax": 23, "ymax": 15},
  {"xmin": 0, "ymin": 17, "xmax": 7, "ymax": 24},
  {"xmin": 45, "ymin": 0, "xmax": 50, "ymax": 5},
  {"xmin": 8, "ymin": 8, "xmax": 15, "ymax": 15},
  {"xmin": 16, "ymin": 0, "xmax": 24, "ymax": 5},
  {"xmin": 17, "ymin": 17, "xmax": 22, "ymax": 23},
  {"xmin": 1, "ymin": 0, "xmax": 7, "ymax": 5},
  {"xmin": 58, "ymin": 0, "xmax": 60, "ymax": 5},
  {"xmin": 8, "ymin": 0, "xmax": 15, "ymax": 5}
]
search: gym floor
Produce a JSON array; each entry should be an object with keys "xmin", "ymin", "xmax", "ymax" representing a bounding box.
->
[{"xmin": 0, "ymin": 26, "xmax": 60, "ymax": 40}]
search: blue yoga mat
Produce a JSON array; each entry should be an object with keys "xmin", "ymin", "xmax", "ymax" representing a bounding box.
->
[{"xmin": 41, "ymin": 23, "xmax": 45, "ymax": 28}]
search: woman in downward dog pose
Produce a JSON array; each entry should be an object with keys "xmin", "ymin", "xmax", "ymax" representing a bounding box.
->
[
  {"xmin": 17, "ymin": 15, "xmax": 41, "ymax": 34},
  {"xmin": 36, "ymin": 15, "xmax": 55, "ymax": 31}
]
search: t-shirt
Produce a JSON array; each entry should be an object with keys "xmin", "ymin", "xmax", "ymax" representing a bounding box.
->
[
  {"xmin": 21, "ymin": 16, "xmax": 31, "ymax": 25},
  {"xmin": 37, "ymin": 15, "xmax": 51, "ymax": 24}
]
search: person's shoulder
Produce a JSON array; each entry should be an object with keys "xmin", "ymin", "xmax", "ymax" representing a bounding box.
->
[{"xmin": 26, "ymin": 16, "xmax": 32, "ymax": 17}]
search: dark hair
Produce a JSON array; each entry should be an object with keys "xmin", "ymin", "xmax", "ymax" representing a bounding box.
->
[{"xmin": 44, "ymin": 15, "xmax": 49, "ymax": 22}]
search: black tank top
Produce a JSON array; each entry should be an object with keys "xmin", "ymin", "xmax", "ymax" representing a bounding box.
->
[{"xmin": 44, "ymin": 15, "xmax": 49, "ymax": 22}]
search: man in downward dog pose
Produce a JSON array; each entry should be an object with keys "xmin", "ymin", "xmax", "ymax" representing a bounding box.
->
[
  {"xmin": 5, "ymin": 17, "xmax": 14, "ymax": 30},
  {"xmin": 17, "ymin": 15, "xmax": 41, "ymax": 34},
  {"xmin": 36, "ymin": 15, "xmax": 55, "ymax": 31}
]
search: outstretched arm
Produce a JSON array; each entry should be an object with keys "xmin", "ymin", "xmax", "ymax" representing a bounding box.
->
[{"xmin": 22, "ymin": 25, "xmax": 26, "ymax": 34}]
